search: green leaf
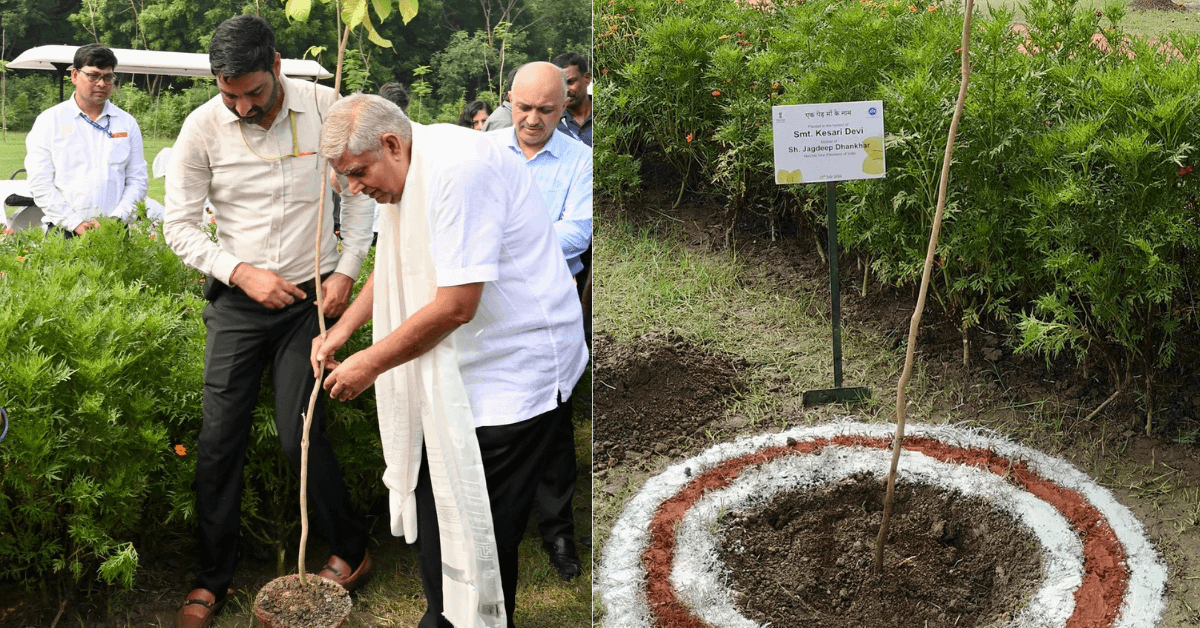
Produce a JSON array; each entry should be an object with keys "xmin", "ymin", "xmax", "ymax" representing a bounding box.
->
[
  {"xmin": 397, "ymin": 0, "xmax": 419, "ymax": 24},
  {"xmin": 361, "ymin": 10, "xmax": 393, "ymax": 48},
  {"xmin": 285, "ymin": 0, "xmax": 313, "ymax": 22},
  {"xmin": 371, "ymin": 0, "xmax": 392, "ymax": 21},
  {"xmin": 304, "ymin": 45, "xmax": 327, "ymax": 60},
  {"xmin": 342, "ymin": 0, "xmax": 368, "ymax": 28}
]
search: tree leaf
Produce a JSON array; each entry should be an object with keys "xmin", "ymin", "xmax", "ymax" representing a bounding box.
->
[
  {"xmin": 371, "ymin": 0, "xmax": 392, "ymax": 21},
  {"xmin": 397, "ymin": 0, "xmax": 419, "ymax": 25},
  {"xmin": 285, "ymin": 0, "xmax": 313, "ymax": 22},
  {"xmin": 362, "ymin": 10, "xmax": 393, "ymax": 49},
  {"xmin": 342, "ymin": 0, "xmax": 368, "ymax": 28}
]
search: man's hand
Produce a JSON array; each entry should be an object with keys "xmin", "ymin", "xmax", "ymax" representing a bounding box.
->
[
  {"xmin": 319, "ymin": 272, "xmax": 354, "ymax": 318},
  {"xmin": 311, "ymin": 326, "xmax": 351, "ymax": 377},
  {"xmin": 230, "ymin": 263, "xmax": 307, "ymax": 310},
  {"xmin": 73, "ymin": 220, "xmax": 101, "ymax": 236},
  {"xmin": 322, "ymin": 348, "xmax": 380, "ymax": 402}
]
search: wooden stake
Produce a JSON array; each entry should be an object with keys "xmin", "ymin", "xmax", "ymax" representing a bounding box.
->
[
  {"xmin": 298, "ymin": 16, "xmax": 352, "ymax": 587},
  {"xmin": 874, "ymin": 0, "xmax": 975, "ymax": 574}
]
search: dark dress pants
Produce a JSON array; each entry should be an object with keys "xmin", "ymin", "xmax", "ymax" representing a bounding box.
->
[
  {"xmin": 193, "ymin": 281, "xmax": 366, "ymax": 595},
  {"xmin": 535, "ymin": 263, "xmax": 589, "ymax": 546},
  {"xmin": 415, "ymin": 399, "xmax": 567, "ymax": 628}
]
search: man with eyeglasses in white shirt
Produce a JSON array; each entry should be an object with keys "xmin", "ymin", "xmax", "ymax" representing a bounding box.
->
[{"xmin": 25, "ymin": 43, "xmax": 148, "ymax": 237}]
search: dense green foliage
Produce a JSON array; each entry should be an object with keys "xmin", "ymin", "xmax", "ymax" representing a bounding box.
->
[
  {"xmin": 0, "ymin": 219, "xmax": 385, "ymax": 593},
  {"xmin": 595, "ymin": 0, "xmax": 1200, "ymax": 384}
]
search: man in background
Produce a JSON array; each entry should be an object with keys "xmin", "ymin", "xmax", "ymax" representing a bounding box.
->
[
  {"xmin": 481, "ymin": 66, "xmax": 521, "ymax": 132},
  {"xmin": 491, "ymin": 61, "xmax": 592, "ymax": 581},
  {"xmin": 551, "ymin": 52, "xmax": 592, "ymax": 147},
  {"xmin": 25, "ymin": 43, "xmax": 148, "ymax": 236}
]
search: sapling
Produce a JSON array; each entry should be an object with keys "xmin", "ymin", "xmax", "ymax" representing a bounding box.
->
[
  {"xmin": 282, "ymin": 0, "xmax": 417, "ymax": 589},
  {"xmin": 874, "ymin": 0, "xmax": 975, "ymax": 574}
]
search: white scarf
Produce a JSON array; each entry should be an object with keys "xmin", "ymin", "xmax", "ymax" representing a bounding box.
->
[{"xmin": 372, "ymin": 123, "xmax": 505, "ymax": 628}]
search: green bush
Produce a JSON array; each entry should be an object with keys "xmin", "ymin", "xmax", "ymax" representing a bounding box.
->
[
  {"xmin": 0, "ymin": 219, "xmax": 384, "ymax": 596},
  {"xmin": 595, "ymin": 0, "xmax": 1200, "ymax": 383}
]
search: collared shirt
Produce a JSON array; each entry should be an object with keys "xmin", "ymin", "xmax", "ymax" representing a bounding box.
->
[
  {"xmin": 556, "ymin": 99, "xmax": 592, "ymax": 146},
  {"xmin": 481, "ymin": 101, "xmax": 512, "ymax": 132},
  {"xmin": 24, "ymin": 94, "xmax": 148, "ymax": 231},
  {"xmin": 398, "ymin": 122, "xmax": 588, "ymax": 427},
  {"xmin": 164, "ymin": 76, "xmax": 373, "ymax": 285},
  {"xmin": 490, "ymin": 128, "xmax": 592, "ymax": 276}
]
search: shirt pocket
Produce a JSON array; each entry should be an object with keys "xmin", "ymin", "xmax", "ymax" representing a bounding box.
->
[
  {"xmin": 285, "ymin": 152, "xmax": 322, "ymax": 204},
  {"xmin": 105, "ymin": 136, "xmax": 130, "ymax": 167}
]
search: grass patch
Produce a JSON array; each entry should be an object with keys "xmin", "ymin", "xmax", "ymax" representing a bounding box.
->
[{"xmin": 978, "ymin": 0, "xmax": 1200, "ymax": 37}]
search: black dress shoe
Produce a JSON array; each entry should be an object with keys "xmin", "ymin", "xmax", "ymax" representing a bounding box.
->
[{"xmin": 543, "ymin": 537, "xmax": 583, "ymax": 581}]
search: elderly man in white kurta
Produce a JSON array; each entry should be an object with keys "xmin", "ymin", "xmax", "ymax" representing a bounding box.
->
[{"xmin": 310, "ymin": 93, "xmax": 587, "ymax": 628}]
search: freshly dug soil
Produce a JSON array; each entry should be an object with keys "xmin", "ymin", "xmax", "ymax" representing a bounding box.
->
[
  {"xmin": 1128, "ymin": 0, "xmax": 1186, "ymax": 12},
  {"xmin": 718, "ymin": 473, "xmax": 1043, "ymax": 628},
  {"xmin": 253, "ymin": 575, "xmax": 351, "ymax": 628},
  {"xmin": 593, "ymin": 331, "xmax": 747, "ymax": 470}
]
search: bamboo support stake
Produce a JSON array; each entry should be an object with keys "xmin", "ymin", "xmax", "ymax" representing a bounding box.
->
[
  {"xmin": 874, "ymin": 0, "xmax": 975, "ymax": 574},
  {"xmin": 298, "ymin": 19, "xmax": 352, "ymax": 586}
]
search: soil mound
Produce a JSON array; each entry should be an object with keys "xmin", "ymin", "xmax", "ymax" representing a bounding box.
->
[
  {"xmin": 1128, "ymin": 0, "xmax": 1186, "ymax": 11},
  {"xmin": 593, "ymin": 332, "xmax": 747, "ymax": 470},
  {"xmin": 719, "ymin": 473, "xmax": 1043, "ymax": 627}
]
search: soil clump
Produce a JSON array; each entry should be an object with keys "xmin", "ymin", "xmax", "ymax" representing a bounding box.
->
[
  {"xmin": 253, "ymin": 574, "xmax": 351, "ymax": 628},
  {"xmin": 718, "ymin": 473, "xmax": 1043, "ymax": 628},
  {"xmin": 593, "ymin": 331, "xmax": 747, "ymax": 470},
  {"xmin": 1128, "ymin": 0, "xmax": 1186, "ymax": 12}
]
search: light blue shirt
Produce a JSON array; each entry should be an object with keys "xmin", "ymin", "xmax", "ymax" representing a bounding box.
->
[{"xmin": 490, "ymin": 128, "xmax": 592, "ymax": 276}]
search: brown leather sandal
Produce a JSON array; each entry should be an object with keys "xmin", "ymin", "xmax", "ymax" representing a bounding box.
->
[
  {"xmin": 175, "ymin": 588, "xmax": 228, "ymax": 628},
  {"xmin": 317, "ymin": 549, "xmax": 372, "ymax": 592}
]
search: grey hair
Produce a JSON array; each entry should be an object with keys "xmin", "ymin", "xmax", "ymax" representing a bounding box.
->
[
  {"xmin": 512, "ymin": 61, "xmax": 568, "ymax": 102},
  {"xmin": 319, "ymin": 93, "xmax": 412, "ymax": 162}
]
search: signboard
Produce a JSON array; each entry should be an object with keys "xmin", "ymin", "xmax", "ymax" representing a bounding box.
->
[{"xmin": 772, "ymin": 101, "xmax": 885, "ymax": 184}]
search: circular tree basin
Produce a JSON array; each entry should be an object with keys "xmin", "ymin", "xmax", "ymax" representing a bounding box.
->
[{"xmin": 598, "ymin": 421, "xmax": 1168, "ymax": 628}]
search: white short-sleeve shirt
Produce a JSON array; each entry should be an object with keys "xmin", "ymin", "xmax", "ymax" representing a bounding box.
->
[{"xmin": 410, "ymin": 123, "xmax": 588, "ymax": 427}]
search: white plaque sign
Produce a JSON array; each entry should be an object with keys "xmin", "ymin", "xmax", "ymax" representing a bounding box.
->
[{"xmin": 772, "ymin": 101, "xmax": 885, "ymax": 184}]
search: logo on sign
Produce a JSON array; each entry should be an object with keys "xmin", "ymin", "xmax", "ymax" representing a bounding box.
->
[{"xmin": 868, "ymin": 107, "xmax": 878, "ymax": 116}]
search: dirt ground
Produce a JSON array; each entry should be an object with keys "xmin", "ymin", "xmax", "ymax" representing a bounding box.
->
[
  {"xmin": 720, "ymin": 474, "xmax": 1042, "ymax": 627},
  {"xmin": 595, "ymin": 187, "xmax": 1200, "ymax": 627}
]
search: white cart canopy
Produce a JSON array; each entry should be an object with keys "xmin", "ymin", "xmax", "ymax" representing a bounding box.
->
[{"xmin": 9, "ymin": 45, "xmax": 332, "ymax": 79}]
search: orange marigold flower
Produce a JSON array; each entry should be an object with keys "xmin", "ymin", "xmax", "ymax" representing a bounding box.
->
[
  {"xmin": 908, "ymin": 5, "xmax": 917, "ymax": 11},
  {"xmin": 175, "ymin": 444, "xmax": 187, "ymax": 456},
  {"xmin": 712, "ymin": 90, "xmax": 721, "ymax": 96},
  {"xmin": 686, "ymin": 133, "xmax": 694, "ymax": 143},
  {"xmin": 928, "ymin": 4, "xmax": 939, "ymax": 10},
  {"xmin": 15, "ymin": 256, "xmax": 25, "ymax": 262}
]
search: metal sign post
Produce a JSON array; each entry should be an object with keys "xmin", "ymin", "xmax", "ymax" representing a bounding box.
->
[
  {"xmin": 772, "ymin": 101, "xmax": 884, "ymax": 406},
  {"xmin": 801, "ymin": 182, "xmax": 870, "ymax": 406}
]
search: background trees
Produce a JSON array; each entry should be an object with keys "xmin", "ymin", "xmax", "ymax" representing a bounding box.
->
[{"xmin": 0, "ymin": 0, "xmax": 591, "ymax": 131}]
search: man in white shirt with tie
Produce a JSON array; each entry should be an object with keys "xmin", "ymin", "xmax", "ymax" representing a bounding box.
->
[{"xmin": 24, "ymin": 43, "xmax": 148, "ymax": 237}]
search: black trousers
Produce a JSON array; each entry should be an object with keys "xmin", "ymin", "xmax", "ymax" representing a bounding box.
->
[
  {"xmin": 534, "ymin": 400, "xmax": 578, "ymax": 544},
  {"xmin": 193, "ymin": 278, "xmax": 366, "ymax": 595},
  {"xmin": 414, "ymin": 399, "xmax": 568, "ymax": 628}
]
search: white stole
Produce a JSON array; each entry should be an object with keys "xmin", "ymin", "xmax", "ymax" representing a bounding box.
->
[{"xmin": 372, "ymin": 123, "xmax": 505, "ymax": 628}]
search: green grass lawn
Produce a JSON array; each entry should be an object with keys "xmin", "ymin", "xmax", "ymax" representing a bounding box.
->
[
  {"xmin": 978, "ymin": 0, "xmax": 1200, "ymax": 38},
  {"xmin": 1, "ymin": 131, "xmax": 175, "ymax": 219}
]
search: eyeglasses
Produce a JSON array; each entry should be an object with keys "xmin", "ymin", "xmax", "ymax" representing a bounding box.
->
[{"xmin": 78, "ymin": 70, "xmax": 116, "ymax": 85}]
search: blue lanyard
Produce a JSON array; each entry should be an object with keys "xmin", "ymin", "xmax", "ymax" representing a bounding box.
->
[{"xmin": 79, "ymin": 112, "xmax": 112, "ymax": 138}]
